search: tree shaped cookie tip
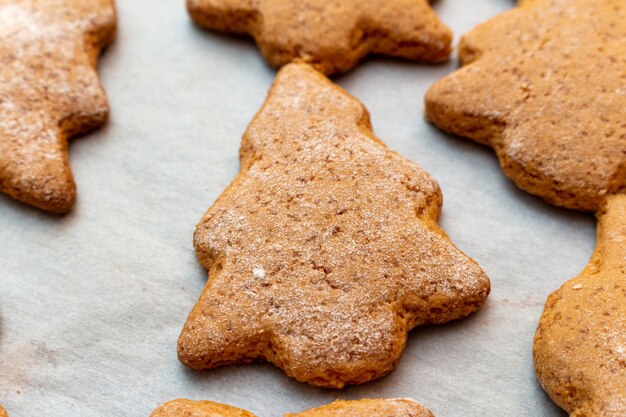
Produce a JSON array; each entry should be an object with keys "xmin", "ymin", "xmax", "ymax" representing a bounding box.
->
[
  {"xmin": 0, "ymin": 0, "xmax": 116, "ymax": 213},
  {"xmin": 186, "ymin": 0, "xmax": 452, "ymax": 75},
  {"xmin": 178, "ymin": 62, "xmax": 490, "ymax": 388},
  {"xmin": 151, "ymin": 398, "xmax": 435, "ymax": 417},
  {"xmin": 425, "ymin": 0, "xmax": 626, "ymax": 212},
  {"xmin": 534, "ymin": 193, "xmax": 626, "ymax": 417}
]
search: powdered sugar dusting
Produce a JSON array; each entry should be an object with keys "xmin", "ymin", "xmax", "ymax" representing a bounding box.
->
[
  {"xmin": 252, "ymin": 268, "xmax": 266, "ymax": 280},
  {"xmin": 180, "ymin": 63, "xmax": 490, "ymax": 388},
  {"xmin": 0, "ymin": 0, "xmax": 115, "ymax": 209}
]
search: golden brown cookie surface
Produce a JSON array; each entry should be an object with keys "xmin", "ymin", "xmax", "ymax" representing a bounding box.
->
[
  {"xmin": 151, "ymin": 399, "xmax": 434, "ymax": 417},
  {"xmin": 151, "ymin": 399, "xmax": 257, "ymax": 417},
  {"xmin": 425, "ymin": 0, "xmax": 626, "ymax": 212},
  {"xmin": 285, "ymin": 399, "xmax": 434, "ymax": 417},
  {"xmin": 186, "ymin": 0, "xmax": 452, "ymax": 75},
  {"xmin": 0, "ymin": 405, "xmax": 7, "ymax": 417},
  {"xmin": 0, "ymin": 0, "xmax": 116, "ymax": 213},
  {"xmin": 534, "ymin": 194, "xmax": 626, "ymax": 417},
  {"xmin": 178, "ymin": 62, "xmax": 490, "ymax": 388}
]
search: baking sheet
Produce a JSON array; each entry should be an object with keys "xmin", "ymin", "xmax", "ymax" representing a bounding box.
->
[{"xmin": 0, "ymin": 0, "xmax": 598, "ymax": 416}]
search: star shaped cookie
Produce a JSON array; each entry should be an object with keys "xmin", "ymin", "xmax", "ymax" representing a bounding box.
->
[
  {"xmin": 178, "ymin": 63, "xmax": 490, "ymax": 388},
  {"xmin": 534, "ymin": 194, "xmax": 626, "ymax": 417},
  {"xmin": 151, "ymin": 399, "xmax": 435, "ymax": 417},
  {"xmin": 186, "ymin": 0, "xmax": 452, "ymax": 75},
  {"xmin": 425, "ymin": 0, "xmax": 626, "ymax": 212},
  {"xmin": 0, "ymin": 0, "xmax": 116, "ymax": 213}
]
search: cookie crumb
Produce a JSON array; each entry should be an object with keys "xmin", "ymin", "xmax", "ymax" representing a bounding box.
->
[{"xmin": 572, "ymin": 284, "xmax": 583, "ymax": 290}]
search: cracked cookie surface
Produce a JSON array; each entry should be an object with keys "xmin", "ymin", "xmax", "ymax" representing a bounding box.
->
[
  {"xmin": 178, "ymin": 62, "xmax": 490, "ymax": 388},
  {"xmin": 186, "ymin": 0, "xmax": 452, "ymax": 75}
]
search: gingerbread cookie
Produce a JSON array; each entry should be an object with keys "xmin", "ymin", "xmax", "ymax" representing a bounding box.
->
[
  {"xmin": 425, "ymin": 0, "xmax": 626, "ymax": 212},
  {"xmin": 186, "ymin": 0, "xmax": 452, "ymax": 75},
  {"xmin": 151, "ymin": 399, "xmax": 256, "ymax": 417},
  {"xmin": 0, "ymin": 0, "xmax": 116, "ymax": 213},
  {"xmin": 285, "ymin": 399, "xmax": 434, "ymax": 417},
  {"xmin": 178, "ymin": 62, "xmax": 490, "ymax": 388},
  {"xmin": 534, "ymin": 194, "xmax": 626, "ymax": 417},
  {"xmin": 151, "ymin": 399, "xmax": 434, "ymax": 417}
]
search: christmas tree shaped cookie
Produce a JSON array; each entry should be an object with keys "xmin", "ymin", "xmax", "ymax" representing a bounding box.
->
[
  {"xmin": 534, "ymin": 194, "xmax": 626, "ymax": 417},
  {"xmin": 178, "ymin": 62, "xmax": 490, "ymax": 388},
  {"xmin": 186, "ymin": 0, "xmax": 452, "ymax": 75},
  {"xmin": 425, "ymin": 0, "xmax": 625, "ymax": 212},
  {"xmin": 0, "ymin": 0, "xmax": 116, "ymax": 213},
  {"xmin": 151, "ymin": 399, "xmax": 435, "ymax": 417}
]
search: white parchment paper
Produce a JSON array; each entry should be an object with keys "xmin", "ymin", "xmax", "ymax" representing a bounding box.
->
[{"xmin": 0, "ymin": 0, "xmax": 596, "ymax": 416}]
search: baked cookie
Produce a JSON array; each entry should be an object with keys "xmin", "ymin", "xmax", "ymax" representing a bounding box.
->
[
  {"xmin": 425, "ymin": 0, "xmax": 626, "ymax": 212},
  {"xmin": 151, "ymin": 399, "xmax": 256, "ymax": 417},
  {"xmin": 285, "ymin": 399, "xmax": 434, "ymax": 417},
  {"xmin": 534, "ymin": 194, "xmax": 626, "ymax": 417},
  {"xmin": 186, "ymin": 0, "xmax": 452, "ymax": 75},
  {"xmin": 178, "ymin": 62, "xmax": 490, "ymax": 388},
  {"xmin": 0, "ymin": 405, "xmax": 6, "ymax": 417},
  {"xmin": 151, "ymin": 399, "xmax": 434, "ymax": 417},
  {"xmin": 0, "ymin": 0, "xmax": 116, "ymax": 213}
]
